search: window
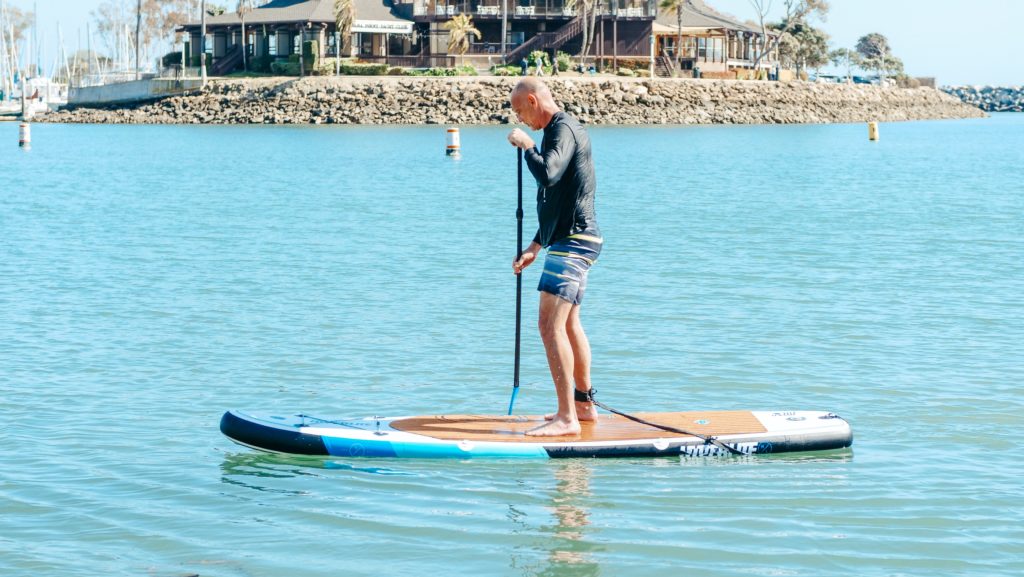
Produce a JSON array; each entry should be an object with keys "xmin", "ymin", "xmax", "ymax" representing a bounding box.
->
[{"xmin": 710, "ymin": 38, "xmax": 722, "ymax": 62}]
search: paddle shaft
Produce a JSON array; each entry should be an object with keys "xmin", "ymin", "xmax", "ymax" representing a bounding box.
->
[{"xmin": 508, "ymin": 148, "xmax": 524, "ymax": 415}]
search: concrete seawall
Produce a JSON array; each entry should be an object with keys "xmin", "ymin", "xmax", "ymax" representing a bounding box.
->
[
  {"xmin": 69, "ymin": 78, "xmax": 205, "ymax": 107},
  {"xmin": 45, "ymin": 76, "xmax": 987, "ymax": 125}
]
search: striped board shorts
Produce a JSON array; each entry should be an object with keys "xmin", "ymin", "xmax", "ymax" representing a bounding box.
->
[{"xmin": 538, "ymin": 234, "xmax": 603, "ymax": 305}]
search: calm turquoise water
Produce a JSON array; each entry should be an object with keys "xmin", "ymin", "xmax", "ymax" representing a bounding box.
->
[{"xmin": 2, "ymin": 115, "xmax": 1022, "ymax": 577}]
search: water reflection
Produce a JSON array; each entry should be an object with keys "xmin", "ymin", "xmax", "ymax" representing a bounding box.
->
[
  {"xmin": 534, "ymin": 461, "xmax": 601, "ymax": 577},
  {"xmin": 219, "ymin": 450, "xmax": 417, "ymax": 493}
]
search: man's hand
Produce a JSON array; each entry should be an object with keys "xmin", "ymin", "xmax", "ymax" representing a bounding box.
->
[
  {"xmin": 507, "ymin": 128, "xmax": 535, "ymax": 150},
  {"xmin": 513, "ymin": 242, "xmax": 542, "ymax": 274}
]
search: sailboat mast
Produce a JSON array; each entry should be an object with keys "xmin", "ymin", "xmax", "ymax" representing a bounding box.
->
[
  {"xmin": 0, "ymin": 0, "xmax": 7, "ymax": 102},
  {"xmin": 32, "ymin": 0, "xmax": 37, "ymax": 76},
  {"xmin": 59, "ymin": 23, "xmax": 70, "ymax": 83}
]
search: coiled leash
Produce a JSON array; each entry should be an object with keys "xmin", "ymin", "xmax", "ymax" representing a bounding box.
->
[{"xmin": 575, "ymin": 389, "xmax": 745, "ymax": 456}]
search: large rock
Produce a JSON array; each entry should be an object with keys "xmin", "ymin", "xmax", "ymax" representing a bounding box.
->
[{"xmin": 942, "ymin": 85, "xmax": 1023, "ymax": 112}]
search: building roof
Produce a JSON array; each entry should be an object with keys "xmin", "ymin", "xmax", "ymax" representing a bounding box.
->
[
  {"xmin": 186, "ymin": 0, "xmax": 407, "ymax": 27},
  {"xmin": 655, "ymin": 0, "xmax": 760, "ymax": 33},
  {"xmin": 652, "ymin": 22, "xmax": 720, "ymax": 35}
]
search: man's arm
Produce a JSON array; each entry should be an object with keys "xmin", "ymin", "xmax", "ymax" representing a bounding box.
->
[
  {"xmin": 523, "ymin": 123, "xmax": 575, "ymax": 187},
  {"xmin": 513, "ymin": 240, "xmax": 543, "ymax": 274}
]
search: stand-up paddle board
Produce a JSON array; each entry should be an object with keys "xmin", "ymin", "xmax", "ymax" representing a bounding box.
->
[{"xmin": 220, "ymin": 410, "xmax": 852, "ymax": 458}]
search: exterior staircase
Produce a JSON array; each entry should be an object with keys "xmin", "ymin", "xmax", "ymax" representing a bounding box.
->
[
  {"xmin": 505, "ymin": 15, "xmax": 585, "ymax": 65},
  {"xmin": 211, "ymin": 44, "xmax": 243, "ymax": 76},
  {"xmin": 655, "ymin": 54, "xmax": 677, "ymax": 78}
]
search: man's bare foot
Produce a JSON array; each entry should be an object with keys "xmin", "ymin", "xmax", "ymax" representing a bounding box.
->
[
  {"xmin": 545, "ymin": 401, "xmax": 597, "ymax": 421},
  {"xmin": 525, "ymin": 417, "xmax": 581, "ymax": 437}
]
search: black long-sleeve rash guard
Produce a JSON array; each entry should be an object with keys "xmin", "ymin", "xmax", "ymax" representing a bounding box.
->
[{"xmin": 523, "ymin": 111, "xmax": 601, "ymax": 248}]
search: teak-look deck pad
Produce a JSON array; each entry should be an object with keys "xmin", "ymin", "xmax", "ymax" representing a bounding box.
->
[{"xmin": 390, "ymin": 411, "xmax": 767, "ymax": 443}]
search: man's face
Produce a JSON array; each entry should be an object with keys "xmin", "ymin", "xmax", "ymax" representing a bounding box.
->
[{"xmin": 511, "ymin": 91, "xmax": 541, "ymax": 130}]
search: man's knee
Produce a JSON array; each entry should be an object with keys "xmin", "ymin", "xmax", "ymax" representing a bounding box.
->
[
  {"xmin": 538, "ymin": 312, "xmax": 564, "ymax": 342},
  {"xmin": 538, "ymin": 294, "xmax": 571, "ymax": 341}
]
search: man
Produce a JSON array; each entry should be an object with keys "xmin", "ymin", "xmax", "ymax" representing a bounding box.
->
[{"xmin": 507, "ymin": 78, "xmax": 602, "ymax": 437}]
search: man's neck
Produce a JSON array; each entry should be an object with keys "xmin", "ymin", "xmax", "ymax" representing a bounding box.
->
[{"xmin": 538, "ymin": 106, "xmax": 560, "ymax": 128}]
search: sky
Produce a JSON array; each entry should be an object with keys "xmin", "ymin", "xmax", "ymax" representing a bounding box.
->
[{"xmin": 10, "ymin": 0, "xmax": 1024, "ymax": 86}]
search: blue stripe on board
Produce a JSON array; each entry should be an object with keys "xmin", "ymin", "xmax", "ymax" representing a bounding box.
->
[
  {"xmin": 390, "ymin": 440, "xmax": 548, "ymax": 459},
  {"xmin": 322, "ymin": 436, "xmax": 399, "ymax": 458},
  {"xmin": 320, "ymin": 433, "xmax": 549, "ymax": 459}
]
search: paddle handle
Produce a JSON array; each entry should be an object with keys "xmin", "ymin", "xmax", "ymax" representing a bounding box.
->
[{"xmin": 509, "ymin": 148, "xmax": 524, "ymax": 415}]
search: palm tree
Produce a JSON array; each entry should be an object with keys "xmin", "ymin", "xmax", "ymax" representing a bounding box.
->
[
  {"xmin": 334, "ymin": 0, "xmax": 355, "ymax": 61},
  {"xmin": 444, "ymin": 14, "xmax": 481, "ymax": 66},
  {"xmin": 659, "ymin": 0, "xmax": 685, "ymax": 70},
  {"xmin": 236, "ymin": 0, "xmax": 254, "ymax": 72},
  {"xmin": 577, "ymin": 0, "xmax": 599, "ymax": 69}
]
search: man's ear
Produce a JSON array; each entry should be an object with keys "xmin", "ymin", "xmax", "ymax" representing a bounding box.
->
[{"xmin": 527, "ymin": 94, "xmax": 539, "ymax": 107}]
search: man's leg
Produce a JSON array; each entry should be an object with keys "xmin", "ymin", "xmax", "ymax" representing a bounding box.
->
[
  {"xmin": 566, "ymin": 304, "xmax": 598, "ymax": 420},
  {"xmin": 526, "ymin": 292, "xmax": 580, "ymax": 437},
  {"xmin": 544, "ymin": 304, "xmax": 597, "ymax": 422}
]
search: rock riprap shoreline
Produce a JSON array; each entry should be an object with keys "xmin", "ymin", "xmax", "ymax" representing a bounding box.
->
[
  {"xmin": 44, "ymin": 76, "xmax": 986, "ymax": 125},
  {"xmin": 942, "ymin": 86, "xmax": 1023, "ymax": 113}
]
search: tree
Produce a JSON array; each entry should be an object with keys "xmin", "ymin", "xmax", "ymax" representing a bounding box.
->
[
  {"xmin": 659, "ymin": 0, "xmax": 685, "ymax": 70},
  {"xmin": 855, "ymin": 32, "xmax": 893, "ymax": 81},
  {"xmin": 747, "ymin": 0, "xmax": 829, "ymax": 72},
  {"xmin": 3, "ymin": 3, "xmax": 33, "ymax": 48},
  {"xmin": 829, "ymin": 47, "xmax": 857, "ymax": 81},
  {"xmin": 785, "ymin": 21, "xmax": 829, "ymax": 76},
  {"xmin": 92, "ymin": 0, "xmax": 193, "ymax": 68},
  {"xmin": 771, "ymin": 19, "xmax": 826, "ymax": 74},
  {"xmin": 236, "ymin": 0, "xmax": 253, "ymax": 71},
  {"xmin": 880, "ymin": 53, "xmax": 903, "ymax": 82},
  {"xmin": 444, "ymin": 13, "xmax": 480, "ymax": 66},
  {"xmin": 577, "ymin": 0, "xmax": 599, "ymax": 68},
  {"xmin": 334, "ymin": 0, "xmax": 354, "ymax": 59},
  {"xmin": 855, "ymin": 32, "xmax": 888, "ymax": 60}
]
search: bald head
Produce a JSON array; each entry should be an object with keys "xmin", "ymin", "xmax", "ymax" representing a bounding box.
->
[
  {"xmin": 512, "ymin": 77, "xmax": 553, "ymax": 101},
  {"xmin": 510, "ymin": 78, "xmax": 560, "ymax": 130}
]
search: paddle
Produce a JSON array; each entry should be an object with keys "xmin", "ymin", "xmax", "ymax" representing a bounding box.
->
[{"xmin": 508, "ymin": 148, "xmax": 524, "ymax": 415}]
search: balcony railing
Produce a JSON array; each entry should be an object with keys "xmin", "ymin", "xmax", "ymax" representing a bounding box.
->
[{"xmin": 414, "ymin": 1, "xmax": 654, "ymax": 18}]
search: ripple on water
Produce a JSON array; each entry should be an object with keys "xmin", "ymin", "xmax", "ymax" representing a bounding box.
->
[{"xmin": 1, "ymin": 118, "xmax": 1023, "ymax": 577}]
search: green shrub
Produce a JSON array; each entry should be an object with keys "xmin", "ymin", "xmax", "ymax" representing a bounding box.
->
[
  {"xmin": 491, "ymin": 64, "xmax": 521, "ymax": 76},
  {"xmin": 340, "ymin": 61, "xmax": 389, "ymax": 75},
  {"xmin": 314, "ymin": 60, "xmax": 336, "ymax": 75},
  {"xmin": 556, "ymin": 51, "xmax": 571, "ymax": 72},
  {"xmin": 270, "ymin": 60, "xmax": 301, "ymax": 75},
  {"xmin": 418, "ymin": 67, "xmax": 457, "ymax": 76},
  {"xmin": 410, "ymin": 66, "xmax": 476, "ymax": 77},
  {"xmin": 303, "ymin": 40, "xmax": 320, "ymax": 73},
  {"xmin": 162, "ymin": 51, "xmax": 183, "ymax": 67},
  {"xmin": 310, "ymin": 59, "xmax": 395, "ymax": 76},
  {"xmin": 303, "ymin": 40, "xmax": 318, "ymax": 59},
  {"xmin": 528, "ymin": 50, "xmax": 548, "ymax": 67},
  {"xmin": 252, "ymin": 55, "xmax": 273, "ymax": 73},
  {"xmin": 616, "ymin": 67, "xmax": 636, "ymax": 77}
]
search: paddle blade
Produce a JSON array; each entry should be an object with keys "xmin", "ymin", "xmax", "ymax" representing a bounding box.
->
[{"xmin": 507, "ymin": 386, "xmax": 520, "ymax": 416}]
